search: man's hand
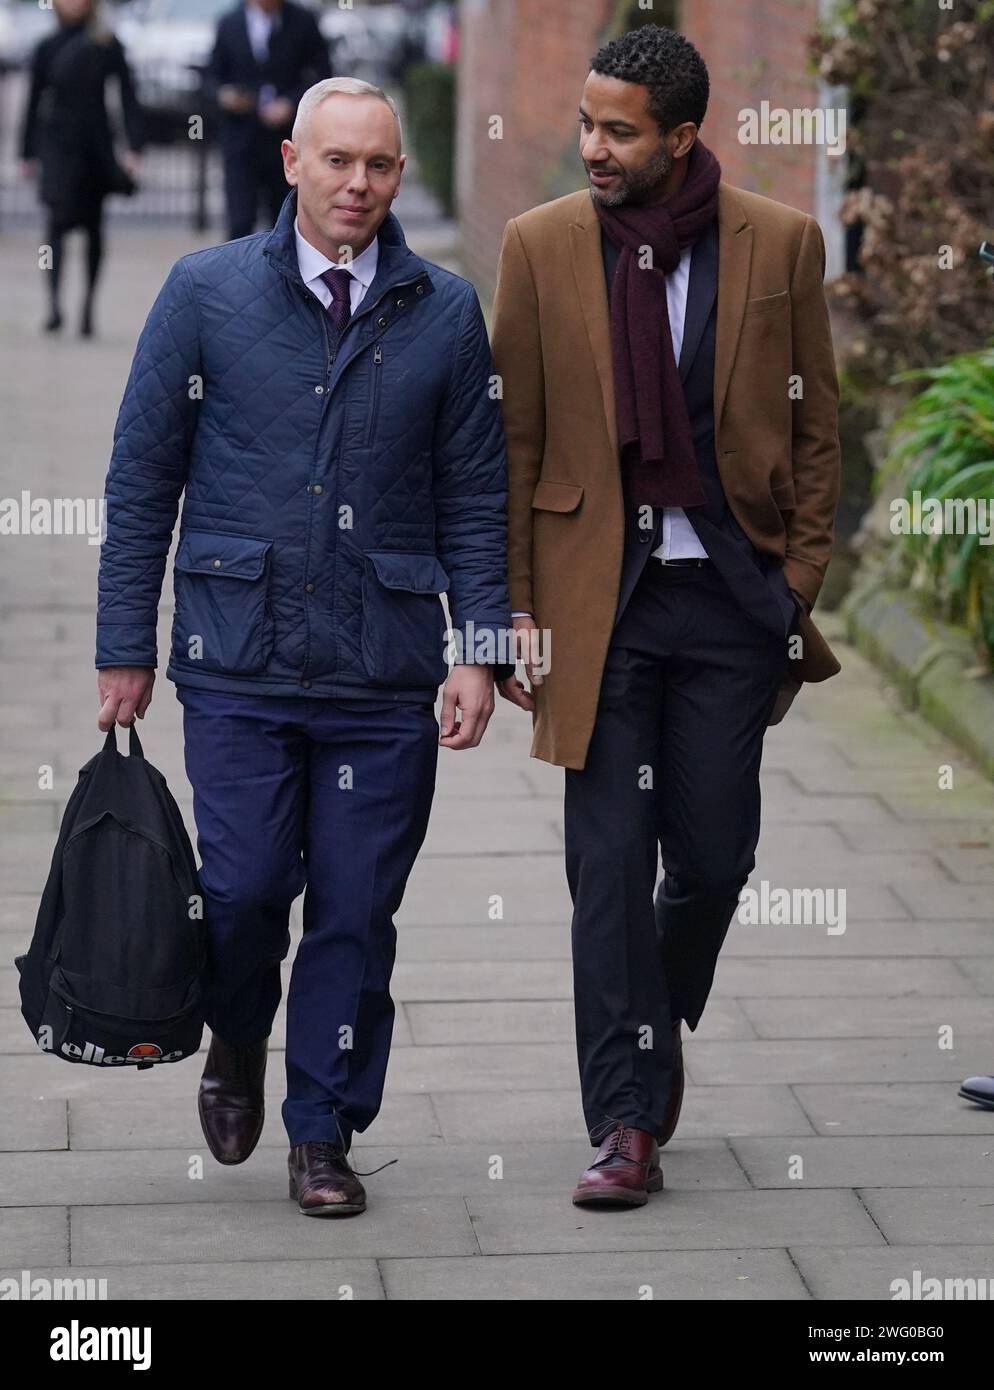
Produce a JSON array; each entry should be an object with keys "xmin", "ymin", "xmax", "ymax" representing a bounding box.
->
[
  {"xmin": 97, "ymin": 667, "xmax": 155, "ymax": 732},
  {"xmin": 260, "ymin": 96, "xmax": 295, "ymax": 128},
  {"xmin": 497, "ymin": 614, "xmax": 540, "ymax": 712},
  {"xmin": 790, "ymin": 588, "xmax": 812, "ymax": 619},
  {"xmin": 218, "ymin": 84, "xmax": 256, "ymax": 115},
  {"xmin": 439, "ymin": 663, "xmax": 495, "ymax": 750},
  {"xmin": 767, "ymin": 675, "xmax": 801, "ymax": 726}
]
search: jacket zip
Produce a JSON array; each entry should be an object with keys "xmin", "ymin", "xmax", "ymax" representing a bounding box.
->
[
  {"xmin": 365, "ymin": 342, "xmax": 383, "ymax": 444},
  {"xmin": 296, "ymin": 286, "xmax": 333, "ymax": 682},
  {"xmin": 285, "ymin": 269, "xmax": 426, "ymax": 679}
]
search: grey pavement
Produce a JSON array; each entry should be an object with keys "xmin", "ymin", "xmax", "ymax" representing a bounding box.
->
[{"xmin": 1, "ymin": 218, "xmax": 994, "ymax": 1302}]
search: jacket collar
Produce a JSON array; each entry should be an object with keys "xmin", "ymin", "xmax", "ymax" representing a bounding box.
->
[{"xmin": 263, "ymin": 187, "xmax": 432, "ymax": 306}]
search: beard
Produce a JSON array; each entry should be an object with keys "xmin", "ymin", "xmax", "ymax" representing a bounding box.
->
[{"xmin": 587, "ymin": 144, "xmax": 674, "ymax": 207}]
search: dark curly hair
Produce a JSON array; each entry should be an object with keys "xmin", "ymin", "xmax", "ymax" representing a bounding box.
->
[{"xmin": 590, "ymin": 24, "xmax": 710, "ymax": 133}]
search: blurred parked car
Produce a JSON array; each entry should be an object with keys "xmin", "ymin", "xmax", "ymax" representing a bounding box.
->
[
  {"xmin": 114, "ymin": 0, "xmax": 233, "ymax": 138},
  {"xmin": 320, "ymin": 0, "xmax": 410, "ymax": 85}
]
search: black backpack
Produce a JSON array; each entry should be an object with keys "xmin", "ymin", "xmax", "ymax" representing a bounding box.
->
[{"xmin": 15, "ymin": 724, "xmax": 206, "ymax": 1068}]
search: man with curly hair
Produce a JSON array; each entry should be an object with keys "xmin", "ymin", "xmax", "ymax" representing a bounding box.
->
[{"xmin": 492, "ymin": 24, "xmax": 841, "ymax": 1206}]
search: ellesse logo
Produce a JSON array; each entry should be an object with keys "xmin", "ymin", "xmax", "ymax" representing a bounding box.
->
[{"xmin": 58, "ymin": 1039, "xmax": 183, "ymax": 1064}]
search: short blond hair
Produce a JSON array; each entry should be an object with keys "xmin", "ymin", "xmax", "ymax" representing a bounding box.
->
[{"xmin": 291, "ymin": 77, "xmax": 403, "ymax": 151}]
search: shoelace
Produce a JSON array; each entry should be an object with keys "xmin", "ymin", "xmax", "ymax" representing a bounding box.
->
[
  {"xmin": 600, "ymin": 1124, "xmax": 637, "ymax": 1162},
  {"xmin": 306, "ymin": 1141, "xmax": 398, "ymax": 1178},
  {"xmin": 585, "ymin": 1120, "xmax": 642, "ymax": 1167}
]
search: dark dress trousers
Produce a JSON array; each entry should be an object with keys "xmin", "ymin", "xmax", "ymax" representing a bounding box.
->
[
  {"xmin": 205, "ymin": 1, "xmax": 330, "ymax": 240},
  {"xmin": 565, "ymin": 218, "xmax": 798, "ymax": 1143}
]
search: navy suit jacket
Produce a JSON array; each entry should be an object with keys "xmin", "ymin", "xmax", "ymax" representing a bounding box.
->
[{"xmin": 205, "ymin": 1, "xmax": 330, "ymax": 148}]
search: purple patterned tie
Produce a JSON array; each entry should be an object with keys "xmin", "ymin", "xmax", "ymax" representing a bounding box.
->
[{"xmin": 319, "ymin": 267, "xmax": 353, "ymax": 338}]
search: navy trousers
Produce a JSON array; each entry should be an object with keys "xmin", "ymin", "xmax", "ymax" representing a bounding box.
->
[
  {"xmin": 177, "ymin": 687, "xmax": 438, "ymax": 1148},
  {"xmin": 564, "ymin": 561, "xmax": 790, "ymax": 1143}
]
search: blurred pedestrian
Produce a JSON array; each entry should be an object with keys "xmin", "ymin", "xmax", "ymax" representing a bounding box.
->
[
  {"xmin": 205, "ymin": 0, "xmax": 330, "ymax": 241},
  {"xmin": 19, "ymin": 0, "xmax": 143, "ymax": 337}
]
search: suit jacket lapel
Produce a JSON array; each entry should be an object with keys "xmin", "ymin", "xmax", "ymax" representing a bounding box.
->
[
  {"xmin": 235, "ymin": 8, "xmax": 263, "ymax": 74},
  {"xmin": 569, "ymin": 196, "xmax": 618, "ymax": 457},
  {"xmin": 713, "ymin": 182, "xmax": 752, "ymax": 435},
  {"xmin": 678, "ymin": 217, "xmax": 717, "ymax": 382}
]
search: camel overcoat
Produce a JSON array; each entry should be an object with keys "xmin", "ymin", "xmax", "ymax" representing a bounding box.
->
[{"xmin": 490, "ymin": 181, "xmax": 842, "ymax": 770}]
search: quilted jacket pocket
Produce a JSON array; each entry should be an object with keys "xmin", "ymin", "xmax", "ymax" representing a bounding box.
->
[
  {"xmin": 361, "ymin": 550, "xmax": 450, "ymax": 688},
  {"xmin": 171, "ymin": 530, "xmax": 274, "ymax": 675}
]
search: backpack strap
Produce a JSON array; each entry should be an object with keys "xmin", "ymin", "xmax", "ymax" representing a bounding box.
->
[{"xmin": 103, "ymin": 724, "xmax": 145, "ymax": 758}]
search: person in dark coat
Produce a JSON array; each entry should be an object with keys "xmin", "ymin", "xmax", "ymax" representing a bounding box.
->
[
  {"xmin": 19, "ymin": 0, "xmax": 143, "ymax": 336},
  {"xmin": 205, "ymin": 0, "xmax": 330, "ymax": 241}
]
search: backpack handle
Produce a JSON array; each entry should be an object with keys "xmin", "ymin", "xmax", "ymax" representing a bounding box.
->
[{"xmin": 103, "ymin": 723, "xmax": 145, "ymax": 758}]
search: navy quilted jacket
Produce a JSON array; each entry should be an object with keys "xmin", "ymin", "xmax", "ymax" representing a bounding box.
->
[{"xmin": 96, "ymin": 188, "xmax": 512, "ymax": 701}]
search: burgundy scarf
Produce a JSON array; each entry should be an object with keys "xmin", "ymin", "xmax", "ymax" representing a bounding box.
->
[{"xmin": 594, "ymin": 138, "xmax": 721, "ymax": 509}]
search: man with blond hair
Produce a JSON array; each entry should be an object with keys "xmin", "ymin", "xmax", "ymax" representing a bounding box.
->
[{"xmin": 95, "ymin": 78, "xmax": 512, "ymax": 1214}]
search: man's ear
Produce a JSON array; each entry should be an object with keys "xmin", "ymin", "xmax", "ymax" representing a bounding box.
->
[{"xmin": 281, "ymin": 138, "xmax": 299, "ymax": 186}]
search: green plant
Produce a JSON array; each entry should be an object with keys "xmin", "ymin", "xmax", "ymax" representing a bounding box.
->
[
  {"xmin": 883, "ymin": 347, "xmax": 994, "ymax": 663},
  {"xmin": 405, "ymin": 62, "xmax": 455, "ymax": 217}
]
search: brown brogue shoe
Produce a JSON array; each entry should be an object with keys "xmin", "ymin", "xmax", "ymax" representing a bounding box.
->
[
  {"xmin": 197, "ymin": 1033, "xmax": 268, "ymax": 1165},
  {"xmin": 288, "ymin": 1141, "xmax": 367, "ymax": 1216},
  {"xmin": 657, "ymin": 1019, "xmax": 685, "ymax": 1146},
  {"xmin": 572, "ymin": 1123, "xmax": 664, "ymax": 1207}
]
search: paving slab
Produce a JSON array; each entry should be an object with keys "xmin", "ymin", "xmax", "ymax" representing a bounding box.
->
[
  {"xmin": 791, "ymin": 1245, "xmax": 994, "ymax": 1301},
  {"xmin": 858, "ymin": 1188, "xmax": 994, "ymax": 1245},
  {"xmin": 0, "ymin": 1260, "xmax": 385, "ymax": 1300},
  {"xmin": 69, "ymin": 1199, "xmax": 480, "ymax": 1264},
  {"xmin": 380, "ymin": 1248, "xmax": 807, "ymax": 1300},
  {"xmin": 685, "ymin": 1038, "xmax": 989, "ymax": 1086},
  {"xmin": 791, "ymin": 1084, "xmax": 994, "ymax": 1137},
  {"xmin": 730, "ymin": 1136, "xmax": 994, "ymax": 1188},
  {"xmin": 740, "ymin": 995, "xmax": 994, "ymax": 1039},
  {"xmin": 465, "ymin": 1190, "xmax": 884, "ymax": 1255}
]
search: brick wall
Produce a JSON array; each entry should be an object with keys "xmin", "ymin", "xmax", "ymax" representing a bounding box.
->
[
  {"xmin": 455, "ymin": 0, "xmax": 828, "ymax": 297},
  {"xmin": 681, "ymin": 0, "xmax": 822, "ymax": 208},
  {"xmin": 455, "ymin": 0, "xmax": 614, "ymax": 297}
]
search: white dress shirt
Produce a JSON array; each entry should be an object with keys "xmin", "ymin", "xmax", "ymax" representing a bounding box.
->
[
  {"xmin": 245, "ymin": 2, "xmax": 278, "ymax": 110},
  {"xmin": 294, "ymin": 217, "xmax": 379, "ymax": 315},
  {"xmin": 511, "ymin": 242, "xmax": 706, "ymax": 619},
  {"xmin": 244, "ymin": 3, "xmax": 274, "ymax": 63}
]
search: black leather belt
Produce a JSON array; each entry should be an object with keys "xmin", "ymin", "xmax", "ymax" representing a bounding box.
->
[{"xmin": 654, "ymin": 556, "xmax": 713, "ymax": 567}]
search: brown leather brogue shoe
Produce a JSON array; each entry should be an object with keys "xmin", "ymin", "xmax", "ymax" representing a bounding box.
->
[
  {"xmin": 657, "ymin": 1019, "xmax": 685, "ymax": 1146},
  {"xmin": 197, "ymin": 1033, "xmax": 268, "ymax": 1165},
  {"xmin": 288, "ymin": 1142, "xmax": 367, "ymax": 1217},
  {"xmin": 572, "ymin": 1123, "xmax": 664, "ymax": 1207}
]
